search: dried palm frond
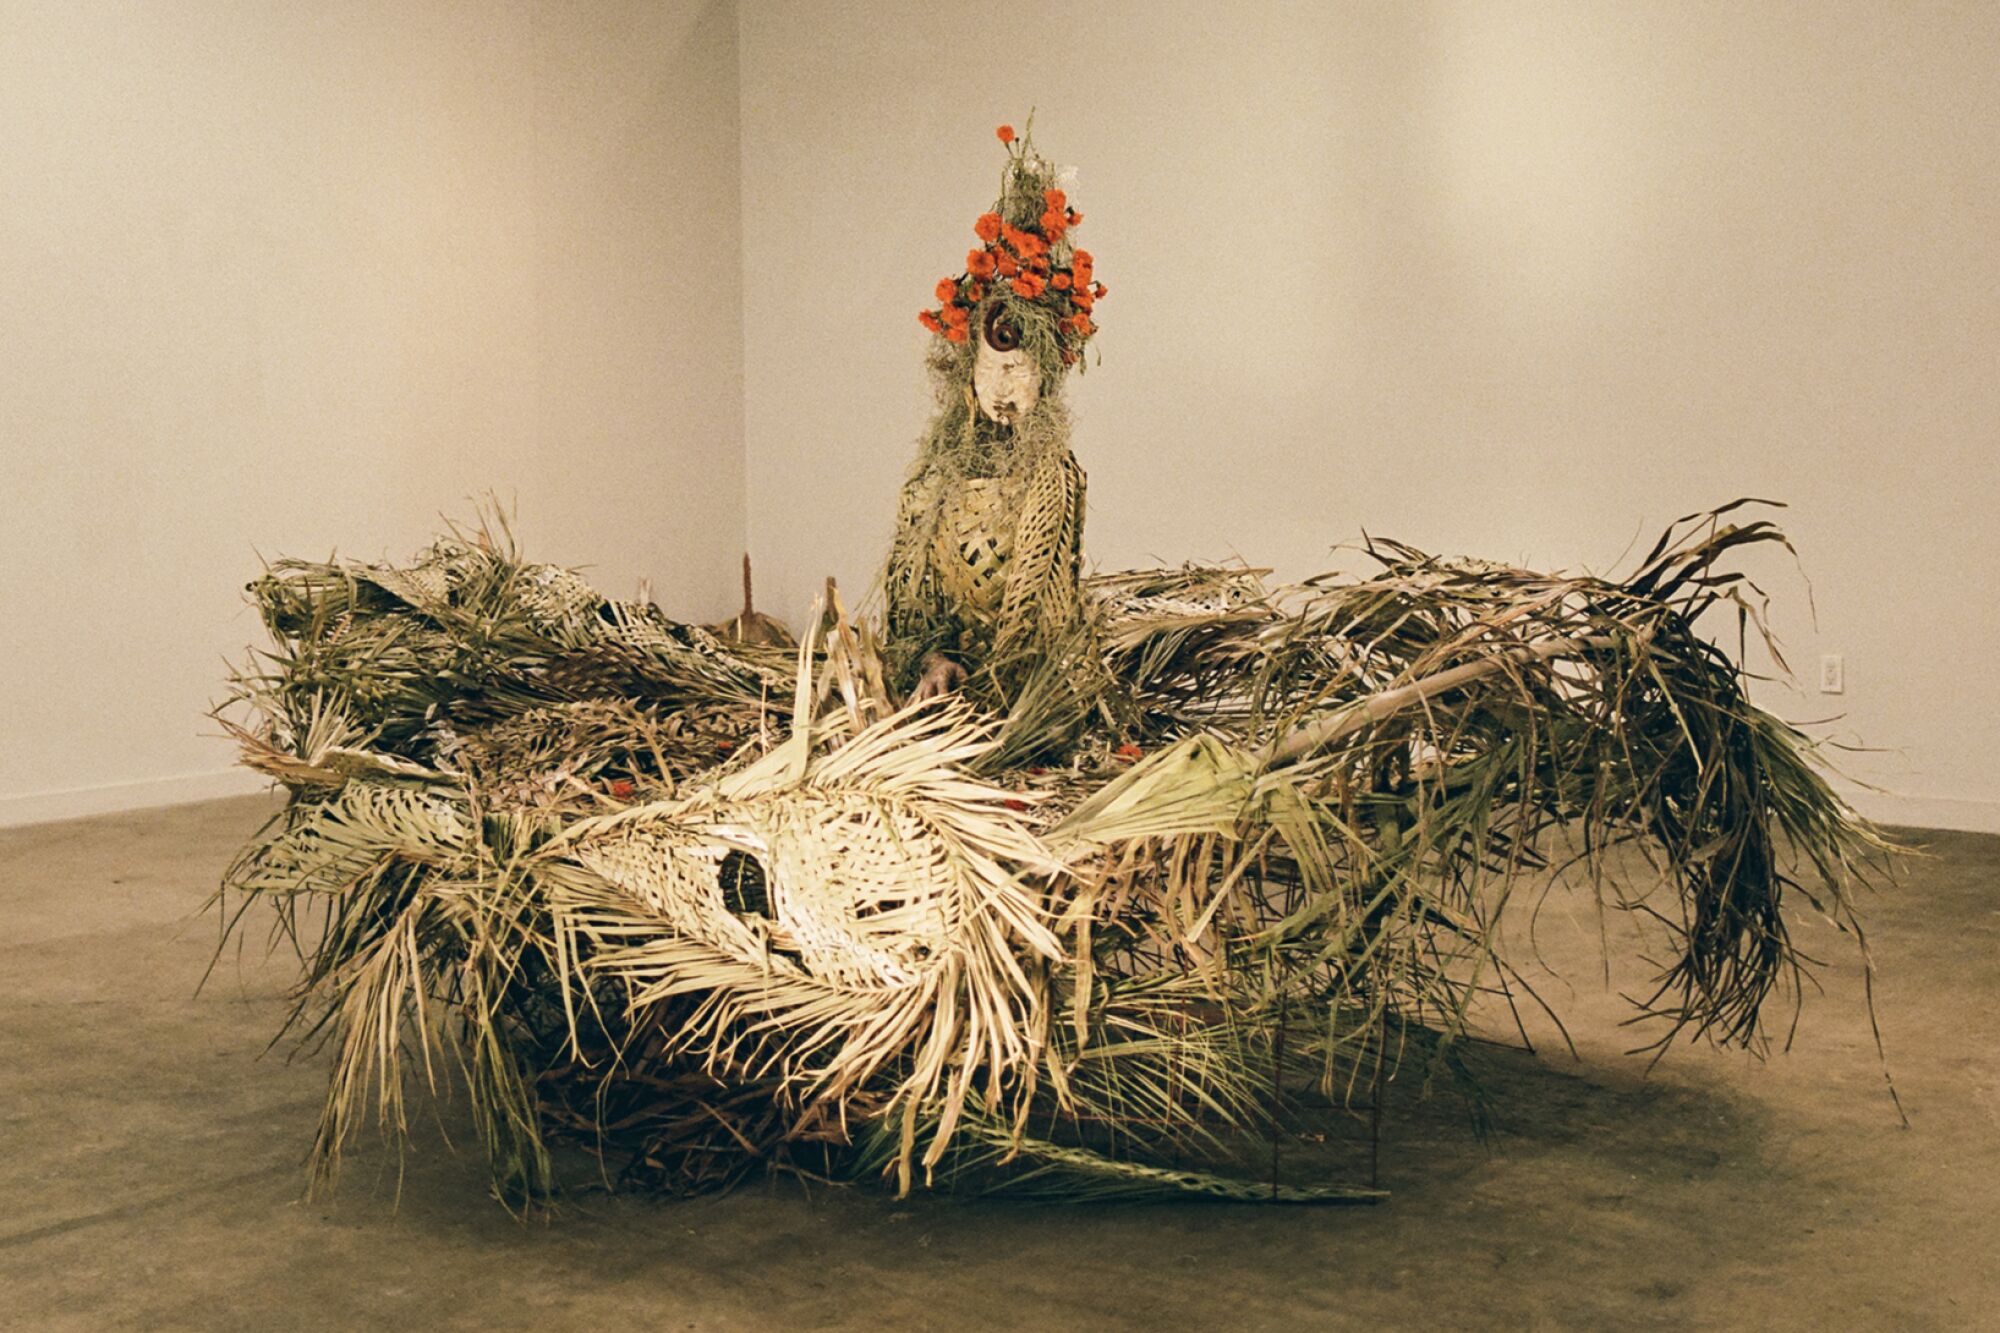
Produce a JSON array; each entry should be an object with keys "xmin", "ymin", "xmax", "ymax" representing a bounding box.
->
[
  {"xmin": 211, "ymin": 500, "xmax": 1894, "ymax": 1209},
  {"xmin": 545, "ymin": 679, "xmax": 1067, "ymax": 1191}
]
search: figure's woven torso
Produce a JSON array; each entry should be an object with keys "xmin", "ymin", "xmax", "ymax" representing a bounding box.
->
[
  {"xmin": 887, "ymin": 432, "xmax": 1089, "ymax": 694},
  {"xmin": 931, "ymin": 478, "xmax": 1014, "ymax": 623}
]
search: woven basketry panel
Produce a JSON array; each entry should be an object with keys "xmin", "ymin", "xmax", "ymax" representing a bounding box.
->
[
  {"xmin": 931, "ymin": 478, "xmax": 1013, "ymax": 622},
  {"xmin": 359, "ymin": 539, "xmax": 495, "ymax": 613},
  {"xmin": 572, "ymin": 792, "xmax": 958, "ymax": 990}
]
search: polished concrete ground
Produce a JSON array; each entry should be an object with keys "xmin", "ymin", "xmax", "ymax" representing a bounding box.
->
[{"xmin": 2, "ymin": 795, "xmax": 1993, "ymax": 1330}]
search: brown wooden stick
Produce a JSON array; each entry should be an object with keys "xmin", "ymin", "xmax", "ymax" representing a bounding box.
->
[{"xmin": 1255, "ymin": 631, "xmax": 1631, "ymax": 769}]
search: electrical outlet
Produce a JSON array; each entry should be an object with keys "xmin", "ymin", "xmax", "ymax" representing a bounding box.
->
[{"xmin": 1819, "ymin": 654, "xmax": 1845, "ymax": 694}]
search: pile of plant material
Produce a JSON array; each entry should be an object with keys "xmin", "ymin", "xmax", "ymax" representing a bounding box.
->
[{"xmin": 213, "ymin": 503, "xmax": 1889, "ymax": 1207}]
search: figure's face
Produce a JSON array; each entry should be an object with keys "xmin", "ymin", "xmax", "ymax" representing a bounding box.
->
[{"xmin": 973, "ymin": 308, "xmax": 1042, "ymax": 425}]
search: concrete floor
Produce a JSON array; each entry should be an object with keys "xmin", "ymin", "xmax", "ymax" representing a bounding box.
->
[{"xmin": 1, "ymin": 796, "xmax": 1994, "ymax": 1331}]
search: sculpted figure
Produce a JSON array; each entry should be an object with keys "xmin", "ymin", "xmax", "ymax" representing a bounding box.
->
[{"xmin": 883, "ymin": 123, "xmax": 1106, "ymax": 706}]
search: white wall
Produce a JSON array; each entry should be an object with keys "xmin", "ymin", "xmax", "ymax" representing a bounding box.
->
[
  {"xmin": 1, "ymin": 0, "xmax": 746, "ymax": 824},
  {"xmin": 5, "ymin": 2, "xmax": 1994, "ymax": 831},
  {"xmin": 740, "ymin": 1, "xmax": 2000, "ymax": 830}
]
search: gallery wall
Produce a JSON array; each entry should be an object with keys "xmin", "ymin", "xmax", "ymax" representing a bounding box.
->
[
  {"xmin": 6, "ymin": 2, "xmax": 1994, "ymax": 832},
  {"xmin": 738, "ymin": 0, "xmax": 2000, "ymax": 830},
  {"xmin": 1, "ymin": 1, "xmax": 747, "ymax": 823}
]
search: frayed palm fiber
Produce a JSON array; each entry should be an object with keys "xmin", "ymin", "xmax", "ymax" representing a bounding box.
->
[{"xmin": 213, "ymin": 501, "xmax": 1891, "ymax": 1206}]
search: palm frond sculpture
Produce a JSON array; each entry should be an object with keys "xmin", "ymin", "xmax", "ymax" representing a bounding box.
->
[
  {"xmin": 212, "ymin": 123, "xmax": 1890, "ymax": 1208},
  {"xmin": 214, "ymin": 500, "xmax": 1888, "ymax": 1206}
]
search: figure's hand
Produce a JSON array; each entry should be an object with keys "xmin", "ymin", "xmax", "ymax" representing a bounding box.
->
[{"xmin": 910, "ymin": 653, "xmax": 968, "ymax": 704}]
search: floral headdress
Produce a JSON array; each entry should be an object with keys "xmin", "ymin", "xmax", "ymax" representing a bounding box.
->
[{"xmin": 919, "ymin": 122, "xmax": 1107, "ymax": 369}]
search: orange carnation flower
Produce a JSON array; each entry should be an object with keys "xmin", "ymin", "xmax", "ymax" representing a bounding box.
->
[
  {"xmin": 918, "ymin": 310, "xmax": 942, "ymax": 332},
  {"xmin": 935, "ymin": 278, "xmax": 958, "ymax": 303},
  {"xmin": 1051, "ymin": 271, "xmax": 1072, "ymax": 290},
  {"xmin": 944, "ymin": 324, "xmax": 968, "ymax": 342},
  {"xmin": 1011, "ymin": 272, "xmax": 1045, "ymax": 298},
  {"xmin": 1039, "ymin": 210, "xmax": 1066, "ymax": 238},
  {"xmin": 1001, "ymin": 224, "xmax": 1048, "ymax": 260},
  {"xmin": 967, "ymin": 249, "xmax": 997, "ymax": 278},
  {"xmin": 942, "ymin": 302, "xmax": 969, "ymax": 327},
  {"xmin": 1092, "ymin": 282, "xmax": 1107, "ymax": 298},
  {"xmin": 995, "ymin": 250, "xmax": 1020, "ymax": 278},
  {"xmin": 997, "ymin": 125, "xmax": 1015, "ymax": 144},
  {"xmin": 966, "ymin": 281, "xmax": 987, "ymax": 302},
  {"xmin": 1072, "ymin": 249, "xmax": 1093, "ymax": 270},
  {"xmin": 974, "ymin": 212, "xmax": 1002, "ymax": 243},
  {"xmin": 1044, "ymin": 188, "xmax": 1067, "ymax": 211}
]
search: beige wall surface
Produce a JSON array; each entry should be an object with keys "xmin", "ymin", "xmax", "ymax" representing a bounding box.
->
[
  {"xmin": 5, "ymin": 1, "xmax": 1993, "ymax": 830},
  {"xmin": 1, "ymin": 1, "xmax": 746, "ymax": 821},
  {"xmin": 740, "ymin": 0, "xmax": 1999, "ymax": 828}
]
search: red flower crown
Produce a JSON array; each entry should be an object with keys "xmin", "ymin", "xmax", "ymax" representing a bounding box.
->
[{"xmin": 919, "ymin": 124, "xmax": 1107, "ymax": 364}]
